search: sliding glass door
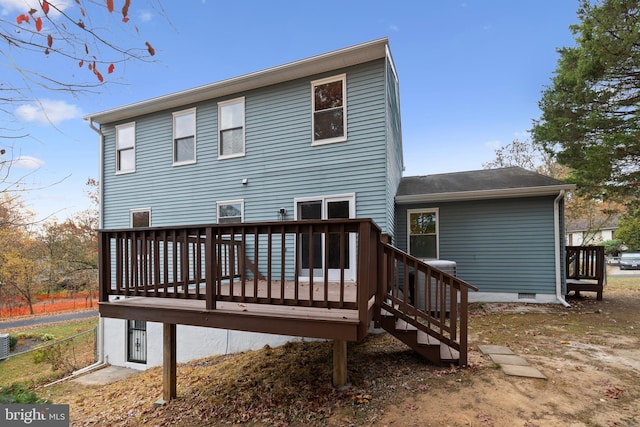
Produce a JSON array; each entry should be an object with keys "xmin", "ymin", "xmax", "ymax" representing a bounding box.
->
[{"xmin": 296, "ymin": 195, "xmax": 355, "ymax": 281}]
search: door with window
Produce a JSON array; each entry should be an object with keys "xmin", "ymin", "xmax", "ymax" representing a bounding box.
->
[
  {"xmin": 127, "ymin": 319, "xmax": 147, "ymax": 363},
  {"xmin": 296, "ymin": 195, "xmax": 355, "ymax": 281},
  {"xmin": 127, "ymin": 209, "xmax": 149, "ymax": 363}
]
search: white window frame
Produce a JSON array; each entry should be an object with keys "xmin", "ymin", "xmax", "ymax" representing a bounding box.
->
[
  {"xmin": 216, "ymin": 199, "xmax": 244, "ymax": 223},
  {"xmin": 130, "ymin": 208, "xmax": 151, "ymax": 228},
  {"xmin": 293, "ymin": 193, "xmax": 356, "ymax": 220},
  {"xmin": 407, "ymin": 208, "xmax": 439, "ymax": 260},
  {"xmin": 311, "ymin": 74, "xmax": 347, "ymax": 146},
  {"xmin": 172, "ymin": 108, "xmax": 196, "ymax": 166},
  {"xmin": 218, "ymin": 97, "xmax": 245, "ymax": 159},
  {"xmin": 294, "ymin": 193, "xmax": 356, "ymax": 281},
  {"xmin": 116, "ymin": 122, "xmax": 136, "ymax": 174}
]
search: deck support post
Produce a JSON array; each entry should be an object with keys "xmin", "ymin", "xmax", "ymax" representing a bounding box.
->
[
  {"xmin": 332, "ymin": 339, "xmax": 347, "ymax": 387},
  {"xmin": 162, "ymin": 323, "xmax": 177, "ymax": 402}
]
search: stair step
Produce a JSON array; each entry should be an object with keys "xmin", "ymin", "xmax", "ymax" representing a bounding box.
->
[
  {"xmin": 379, "ymin": 308, "xmax": 394, "ymax": 318},
  {"xmin": 417, "ymin": 330, "xmax": 439, "ymax": 346},
  {"xmin": 395, "ymin": 319, "xmax": 417, "ymax": 332},
  {"xmin": 440, "ymin": 344, "xmax": 460, "ymax": 362}
]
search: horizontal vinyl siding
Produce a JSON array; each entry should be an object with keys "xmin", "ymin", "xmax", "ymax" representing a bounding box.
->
[
  {"xmin": 396, "ymin": 197, "xmax": 557, "ymax": 295},
  {"xmin": 385, "ymin": 55, "xmax": 403, "ymax": 243},
  {"xmin": 101, "ymin": 60, "xmax": 389, "ymax": 230}
]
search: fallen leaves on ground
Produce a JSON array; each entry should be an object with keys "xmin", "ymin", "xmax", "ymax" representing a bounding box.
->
[{"xmin": 66, "ymin": 335, "xmax": 456, "ymax": 426}]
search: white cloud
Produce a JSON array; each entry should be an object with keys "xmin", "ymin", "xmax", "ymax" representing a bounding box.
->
[
  {"xmin": 12, "ymin": 156, "xmax": 45, "ymax": 169},
  {"xmin": 0, "ymin": 0, "xmax": 32, "ymax": 15},
  {"xmin": 15, "ymin": 99, "xmax": 83, "ymax": 125},
  {"xmin": 513, "ymin": 131, "xmax": 531, "ymax": 140},
  {"xmin": 389, "ymin": 24, "xmax": 400, "ymax": 32},
  {"xmin": 485, "ymin": 140, "xmax": 502, "ymax": 150},
  {"xmin": 138, "ymin": 10, "xmax": 153, "ymax": 22},
  {"xmin": 0, "ymin": 0, "xmax": 71, "ymax": 16}
]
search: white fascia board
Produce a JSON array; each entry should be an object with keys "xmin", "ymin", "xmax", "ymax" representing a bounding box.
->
[
  {"xmin": 86, "ymin": 38, "xmax": 389, "ymax": 125},
  {"xmin": 395, "ymin": 184, "xmax": 576, "ymax": 204}
]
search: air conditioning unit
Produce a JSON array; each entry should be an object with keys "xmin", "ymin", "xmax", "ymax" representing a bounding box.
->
[
  {"xmin": 425, "ymin": 260, "xmax": 456, "ymax": 276},
  {"xmin": 414, "ymin": 260, "xmax": 457, "ymax": 313},
  {"xmin": 0, "ymin": 334, "xmax": 10, "ymax": 360}
]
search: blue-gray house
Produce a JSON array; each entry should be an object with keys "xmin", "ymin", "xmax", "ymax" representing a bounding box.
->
[{"xmin": 86, "ymin": 38, "xmax": 572, "ymax": 395}]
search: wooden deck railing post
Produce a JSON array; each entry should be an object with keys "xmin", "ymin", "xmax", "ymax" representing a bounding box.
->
[
  {"xmin": 333, "ymin": 339, "xmax": 347, "ymax": 386},
  {"xmin": 356, "ymin": 220, "xmax": 371, "ymax": 340},
  {"xmin": 459, "ymin": 287, "xmax": 469, "ymax": 367},
  {"xmin": 205, "ymin": 227, "xmax": 215, "ymax": 310},
  {"xmin": 98, "ymin": 231, "xmax": 110, "ymax": 303},
  {"xmin": 375, "ymin": 233, "xmax": 389, "ymax": 323},
  {"xmin": 158, "ymin": 323, "xmax": 177, "ymax": 404}
]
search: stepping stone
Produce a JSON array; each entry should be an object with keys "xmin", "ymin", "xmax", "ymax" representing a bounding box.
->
[
  {"xmin": 477, "ymin": 344, "xmax": 514, "ymax": 355},
  {"xmin": 501, "ymin": 364, "xmax": 547, "ymax": 379},
  {"xmin": 489, "ymin": 354, "xmax": 530, "ymax": 366}
]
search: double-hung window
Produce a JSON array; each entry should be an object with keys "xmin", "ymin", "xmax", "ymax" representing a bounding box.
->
[
  {"xmin": 217, "ymin": 200, "xmax": 244, "ymax": 223},
  {"xmin": 408, "ymin": 209, "xmax": 439, "ymax": 260},
  {"xmin": 173, "ymin": 108, "xmax": 196, "ymax": 165},
  {"xmin": 312, "ymin": 74, "xmax": 346, "ymax": 145},
  {"xmin": 218, "ymin": 98, "xmax": 245, "ymax": 159},
  {"xmin": 116, "ymin": 122, "xmax": 135, "ymax": 173}
]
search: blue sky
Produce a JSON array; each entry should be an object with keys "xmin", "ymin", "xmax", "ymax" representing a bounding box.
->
[{"xmin": 1, "ymin": 0, "xmax": 579, "ymax": 221}]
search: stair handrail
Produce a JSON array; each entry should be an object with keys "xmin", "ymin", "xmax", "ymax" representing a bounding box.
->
[{"xmin": 378, "ymin": 241, "xmax": 478, "ymax": 366}]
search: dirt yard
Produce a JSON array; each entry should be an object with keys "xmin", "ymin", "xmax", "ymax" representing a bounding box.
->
[
  {"xmin": 376, "ymin": 280, "xmax": 640, "ymax": 427},
  {"xmin": 43, "ymin": 275, "xmax": 640, "ymax": 427}
]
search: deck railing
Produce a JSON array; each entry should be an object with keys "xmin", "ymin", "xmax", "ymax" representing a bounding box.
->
[
  {"xmin": 98, "ymin": 218, "xmax": 475, "ymax": 353},
  {"xmin": 566, "ymin": 245, "xmax": 605, "ymax": 281},
  {"xmin": 565, "ymin": 245, "xmax": 606, "ymax": 300},
  {"xmin": 377, "ymin": 242, "xmax": 478, "ymax": 365},
  {"xmin": 99, "ymin": 219, "xmax": 381, "ymax": 314}
]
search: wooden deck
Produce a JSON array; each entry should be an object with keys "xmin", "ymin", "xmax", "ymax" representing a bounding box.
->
[
  {"xmin": 566, "ymin": 246, "xmax": 605, "ymax": 300},
  {"xmin": 100, "ymin": 279, "xmax": 366, "ymax": 341},
  {"xmin": 98, "ymin": 218, "xmax": 478, "ymax": 398}
]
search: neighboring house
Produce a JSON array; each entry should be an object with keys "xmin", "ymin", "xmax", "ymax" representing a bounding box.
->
[
  {"xmin": 86, "ymin": 38, "xmax": 573, "ymax": 373},
  {"xmin": 566, "ymin": 216, "xmax": 619, "ymax": 246}
]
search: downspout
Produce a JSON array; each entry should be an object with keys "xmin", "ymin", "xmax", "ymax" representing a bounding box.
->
[
  {"xmin": 83, "ymin": 118, "xmax": 107, "ymax": 369},
  {"xmin": 554, "ymin": 190, "xmax": 571, "ymax": 307}
]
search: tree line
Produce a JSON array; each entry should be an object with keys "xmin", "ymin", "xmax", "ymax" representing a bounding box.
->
[
  {"xmin": 531, "ymin": 0, "xmax": 640, "ymax": 251},
  {"xmin": 0, "ymin": 180, "xmax": 98, "ymax": 315}
]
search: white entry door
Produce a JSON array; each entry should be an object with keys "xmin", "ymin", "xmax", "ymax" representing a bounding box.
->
[{"xmin": 296, "ymin": 194, "xmax": 356, "ymax": 281}]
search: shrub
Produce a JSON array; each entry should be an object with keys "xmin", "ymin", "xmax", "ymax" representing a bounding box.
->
[
  {"xmin": 598, "ymin": 239, "xmax": 624, "ymax": 257},
  {"xmin": 40, "ymin": 333, "xmax": 56, "ymax": 341},
  {"xmin": 8, "ymin": 335, "xmax": 18, "ymax": 351},
  {"xmin": 0, "ymin": 383, "xmax": 48, "ymax": 404}
]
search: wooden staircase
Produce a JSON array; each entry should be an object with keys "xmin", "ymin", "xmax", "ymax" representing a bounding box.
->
[
  {"xmin": 376, "ymin": 240, "xmax": 477, "ymax": 366},
  {"xmin": 377, "ymin": 307, "xmax": 460, "ymax": 365}
]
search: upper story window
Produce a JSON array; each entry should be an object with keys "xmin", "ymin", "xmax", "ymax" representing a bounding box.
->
[
  {"xmin": 408, "ymin": 209, "xmax": 439, "ymax": 260},
  {"xmin": 218, "ymin": 97, "xmax": 245, "ymax": 159},
  {"xmin": 312, "ymin": 74, "xmax": 347, "ymax": 145},
  {"xmin": 116, "ymin": 122, "xmax": 135, "ymax": 173},
  {"xmin": 217, "ymin": 200, "xmax": 244, "ymax": 223},
  {"xmin": 173, "ymin": 108, "xmax": 196, "ymax": 165}
]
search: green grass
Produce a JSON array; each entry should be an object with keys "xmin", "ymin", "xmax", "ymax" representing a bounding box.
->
[
  {"xmin": 607, "ymin": 275, "xmax": 640, "ymax": 291},
  {"xmin": 0, "ymin": 383, "xmax": 49, "ymax": 404},
  {"xmin": 0, "ymin": 317, "xmax": 98, "ymax": 387}
]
